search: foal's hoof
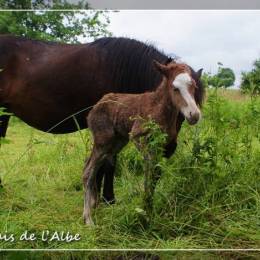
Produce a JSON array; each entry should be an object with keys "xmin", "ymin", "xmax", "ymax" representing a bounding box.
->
[
  {"xmin": 84, "ymin": 216, "xmax": 94, "ymax": 226},
  {"xmin": 83, "ymin": 212, "xmax": 94, "ymax": 226}
]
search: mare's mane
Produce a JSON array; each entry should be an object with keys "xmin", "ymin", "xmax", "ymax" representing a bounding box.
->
[
  {"xmin": 91, "ymin": 37, "xmax": 204, "ymax": 106},
  {"xmin": 91, "ymin": 37, "xmax": 173, "ymax": 93}
]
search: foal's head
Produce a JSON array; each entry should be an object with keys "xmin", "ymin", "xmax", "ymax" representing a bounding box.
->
[{"xmin": 154, "ymin": 60, "xmax": 202, "ymax": 125}]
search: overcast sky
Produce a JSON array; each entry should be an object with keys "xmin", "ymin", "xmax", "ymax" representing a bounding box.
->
[{"xmin": 105, "ymin": 10, "xmax": 260, "ymax": 87}]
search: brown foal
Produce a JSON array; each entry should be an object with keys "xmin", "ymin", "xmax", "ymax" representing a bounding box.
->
[{"xmin": 83, "ymin": 60, "xmax": 201, "ymax": 225}]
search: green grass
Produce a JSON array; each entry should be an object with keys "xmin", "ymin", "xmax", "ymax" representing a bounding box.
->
[{"xmin": 0, "ymin": 89, "xmax": 260, "ymax": 258}]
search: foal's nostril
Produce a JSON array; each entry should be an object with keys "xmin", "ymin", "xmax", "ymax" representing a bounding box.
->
[{"xmin": 187, "ymin": 111, "xmax": 201, "ymax": 125}]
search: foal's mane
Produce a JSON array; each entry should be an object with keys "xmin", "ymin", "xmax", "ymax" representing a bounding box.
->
[{"xmin": 91, "ymin": 37, "xmax": 204, "ymax": 107}]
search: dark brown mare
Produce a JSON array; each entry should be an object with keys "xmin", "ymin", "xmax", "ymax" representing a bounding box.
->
[{"xmin": 0, "ymin": 35, "xmax": 204, "ymax": 204}]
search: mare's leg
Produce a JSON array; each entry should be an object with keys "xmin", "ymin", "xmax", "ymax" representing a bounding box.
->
[
  {"xmin": 95, "ymin": 158, "xmax": 116, "ymax": 205},
  {"xmin": 164, "ymin": 140, "xmax": 177, "ymax": 159},
  {"xmin": 163, "ymin": 112, "xmax": 184, "ymax": 158},
  {"xmin": 102, "ymin": 155, "xmax": 117, "ymax": 204},
  {"xmin": 95, "ymin": 158, "xmax": 117, "ymax": 205},
  {"xmin": 0, "ymin": 114, "xmax": 10, "ymax": 185},
  {"xmin": 0, "ymin": 115, "xmax": 10, "ymax": 138},
  {"xmin": 162, "ymin": 112, "xmax": 184, "ymax": 158}
]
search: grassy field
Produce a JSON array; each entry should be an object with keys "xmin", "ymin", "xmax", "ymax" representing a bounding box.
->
[{"xmin": 0, "ymin": 89, "xmax": 260, "ymax": 258}]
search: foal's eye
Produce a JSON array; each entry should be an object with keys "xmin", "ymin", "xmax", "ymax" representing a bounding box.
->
[{"xmin": 173, "ymin": 87, "xmax": 179, "ymax": 92}]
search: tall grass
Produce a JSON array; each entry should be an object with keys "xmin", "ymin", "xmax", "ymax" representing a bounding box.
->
[{"xmin": 0, "ymin": 89, "xmax": 259, "ymax": 258}]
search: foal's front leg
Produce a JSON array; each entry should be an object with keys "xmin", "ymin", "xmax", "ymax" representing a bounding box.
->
[{"xmin": 83, "ymin": 148, "xmax": 106, "ymax": 225}]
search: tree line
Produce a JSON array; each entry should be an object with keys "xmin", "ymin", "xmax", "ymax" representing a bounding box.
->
[{"xmin": 202, "ymin": 61, "xmax": 260, "ymax": 95}]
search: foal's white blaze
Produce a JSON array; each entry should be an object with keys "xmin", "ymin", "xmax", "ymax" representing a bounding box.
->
[{"xmin": 173, "ymin": 73, "xmax": 201, "ymax": 124}]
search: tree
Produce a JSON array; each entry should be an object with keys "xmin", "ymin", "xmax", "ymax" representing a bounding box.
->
[
  {"xmin": 201, "ymin": 72, "xmax": 211, "ymax": 88},
  {"xmin": 217, "ymin": 67, "xmax": 235, "ymax": 88},
  {"xmin": 202, "ymin": 63, "xmax": 235, "ymax": 88},
  {"xmin": 241, "ymin": 59, "xmax": 260, "ymax": 95},
  {"xmin": 0, "ymin": 1, "xmax": 111, "ymax": 43}
]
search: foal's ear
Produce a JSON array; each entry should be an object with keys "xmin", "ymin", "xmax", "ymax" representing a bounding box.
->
[
  {"xmin": 153, "ymin": 60, "xmax": 169, "ymax": 77},
  {"xmin": 197, "ymin": 68, "xmax": 203, "ymax": 78}
]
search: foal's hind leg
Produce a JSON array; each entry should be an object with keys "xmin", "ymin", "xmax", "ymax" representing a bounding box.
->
[
  {"xmin": 101, "ymin": 138, "xmax": 127, "ymax": 205},
  {"xmin": 95, "ymin": 168, "xmax": 105, "ymax": 199},
  {"xmin": 83, "ymin": 136, "xmax": 127, "ymax": 224},
  {"xmin": 83, "ymin": 146, "xmax": 107, "ymax": 225}
]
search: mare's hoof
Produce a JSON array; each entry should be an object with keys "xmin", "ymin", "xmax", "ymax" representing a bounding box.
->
[{"xmin": 102, "ymin": 196, "xmax": 116, "ymax": 205}]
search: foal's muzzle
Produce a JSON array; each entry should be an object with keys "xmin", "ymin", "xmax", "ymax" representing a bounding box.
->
[{"xmin": 186, "ymin": 111, "xmax": 201, "ymax": 125}]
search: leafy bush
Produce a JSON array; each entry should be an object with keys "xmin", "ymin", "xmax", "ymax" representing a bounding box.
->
[
  {"xmin": 118, "ymin": 89, "xmax": 260, "ymax": 247},
  {"xmin": 241, "ymin": 59, "xmax": 260, "ymax": 95}
]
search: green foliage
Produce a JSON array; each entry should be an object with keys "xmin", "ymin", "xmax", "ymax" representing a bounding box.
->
[
  {"xmin": 0, "ymin": 107, "xmax": 11, "ymax": 117},
  {"xmin": 241, "ymin": 59, "xmax": 260, "ymax": 95},
  {"xmin": 136, "ymin": 119, "xmax": 167, "ymax": 221},
  {"xmin": 217, "ymin": 67, "xmax": 235, "ymax": 88},
  {"xmin": 200, "ymin": 72, "xmax": 210, "ymax": 88},
  {"xmin": 138, "ymin": 118, "xmax": 168, "ymax": 163},
  {"xmin": 0, "ymin": 4, "xmax": 111, "ymax": 43},
  {"xmin": 0, "ymin": 90, "xmax": 260, "ymax": 253}
]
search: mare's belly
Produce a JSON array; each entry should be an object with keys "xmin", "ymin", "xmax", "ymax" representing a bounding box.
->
[{"xmin": 10, "ymin": 104, "xmax": 88, "ymax": 134}]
